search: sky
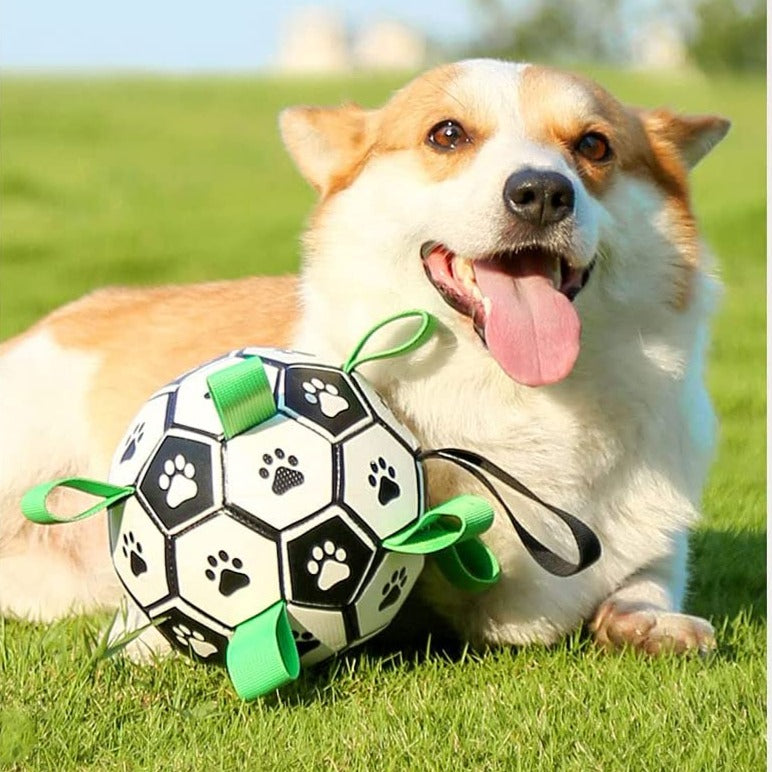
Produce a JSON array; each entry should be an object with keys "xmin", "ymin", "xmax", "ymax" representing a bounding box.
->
[{"xmin": 1, "ymin": 0, "xmax": 479, "ymax": 71}]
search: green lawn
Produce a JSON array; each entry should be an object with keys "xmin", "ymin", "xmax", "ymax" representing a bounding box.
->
[{"xmin": 0, "ymin": 68, "xmax": 765, "ymax": 770}]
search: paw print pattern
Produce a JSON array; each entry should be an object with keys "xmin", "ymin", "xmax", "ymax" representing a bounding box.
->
[
  {"xmin": 204, "ymin": 550, "xmax": 250, "ymax": 596},
  {"xmin": 172, "ymin": 623, "xmax": 218, "ymax": 659},
  {"xmin": 368, "ymin": 457, "xmax": 401, "ymax": 505},
  {"xmin": 378, "ymin": 566, "xmax": 408, "ymax": 611},
  {"xmin": 121, "ymin": 531, "xmax": 147, "ymax": 577},
  {"xmin": 259, "ymin": 448, "xmax": 305, "ymax": 495},
  {"xmin": 302, "ymin": 378, "xmax": 350, "ymax": 418},
  {"xmin": 292, "ymin": 629, "xmax": 321, "ymax": 657},
  {"xmin": 120, "ymin": 421, "xmax": 145, "ymax": 463},
  {"xmin": 158, "ymin": 454, "xmax": 197, "ymax": 508},
  {"xmin": 306, "ymin": 541, "xmax": 350, "ymax": 591}
]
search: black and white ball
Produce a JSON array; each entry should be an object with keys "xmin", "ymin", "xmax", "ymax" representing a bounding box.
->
[{"xmin": 107, "ymin": 347, "xmax": 425, "ymax": 666}]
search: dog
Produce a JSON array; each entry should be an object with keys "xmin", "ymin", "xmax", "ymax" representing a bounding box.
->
[{"xmin": 0, "ymin": 59, "xmax": 729, "ymax": 657}]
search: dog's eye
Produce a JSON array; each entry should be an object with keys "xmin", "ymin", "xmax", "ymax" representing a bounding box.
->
[
  {"xmin": 576, "ymin": 132, "xmax": 612, "ymax": 162},
  {"xmin": 427, "ymin": 120, "xmax": 470, "ymax": 151}
]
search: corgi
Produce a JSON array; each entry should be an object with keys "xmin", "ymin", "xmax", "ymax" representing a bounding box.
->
[{"xmin": 0, "ymin": 60, "xmax": 729, "ymax": 656}]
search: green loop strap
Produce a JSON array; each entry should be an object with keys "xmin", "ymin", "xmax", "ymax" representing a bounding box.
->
[
  {"xmin": 383, "ymin": 494, "xmax": 500, "ymax": 593},
  {"xmin": 206, "ymin": 356, "xmax": 277, "ymax": 440},
  {"xmin": 434, "ymin": 539, "xmax": 501, "ymax": 592},
  {"xmin": 342, "ymin": 310, "xmax": 437, "ymax": 374},
  {"xmin": 226, "ymin": 601, "xmax": 300, "ymax": 701},
  {"xmin": 21, "ymin": 478, "xmax": 134, "ymax": 525},
  {"xmin": 383, "ymin": 494, "xmax": 493, "ymax": 554}
]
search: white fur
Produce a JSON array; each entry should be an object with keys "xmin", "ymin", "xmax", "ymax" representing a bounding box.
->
[{"xmin": 0, "ymin": 331, "xmax": 121, "ymax": 619}]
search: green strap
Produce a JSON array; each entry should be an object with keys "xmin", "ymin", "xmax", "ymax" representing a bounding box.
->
[
  {"xmin": 21, "ymin": 478, "xmax": 134, "ymax": 525},
  {"xmin": 383, "ymin": 494, "xmax": 492, "ymax": 553},
  {"xmin": 434, "ymin": 539, "xmax": 500, "ymax": 593},
  {"xmin": 342, "ymin": 310, "xmax": 437, "ymax": 374},
  {"xmin": 206, "ymin": 356, "xmax": 277, "ymax": 440},
  {"xmin": 226, "ymin": 600, "xmax": 300, "ymax": 701},
  {"xmin": 383, "ymin": 494, "xmax": 500, "ymax": 592}
]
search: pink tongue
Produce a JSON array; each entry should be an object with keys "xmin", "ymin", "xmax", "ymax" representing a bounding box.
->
[{"xmin": 474, "ymin": 255, "xmax": 581, "ymax": 386}]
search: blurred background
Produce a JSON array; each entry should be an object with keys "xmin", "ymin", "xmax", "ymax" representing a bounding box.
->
[{"xmin": 2, "ymin": 0, "xmax": 766, "ymax": 74}]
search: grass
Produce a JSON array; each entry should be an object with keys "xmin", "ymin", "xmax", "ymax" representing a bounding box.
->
[{"xmin": 0, "ymin": 68, "xmax": 765, "ymax": 770}]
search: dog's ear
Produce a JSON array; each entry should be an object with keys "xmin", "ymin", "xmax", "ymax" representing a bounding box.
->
[
  {"xmin": 640, "ymin": 109, "xmax": 731, "ymax": 170},
  {"xmin": 279, "ymin": 103, "xmax": 373, "ymax": 196}
]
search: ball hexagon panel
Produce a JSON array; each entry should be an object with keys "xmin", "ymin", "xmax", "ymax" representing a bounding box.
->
[
  {"xmin": 353, "ymin": 551, "xmax": 424, "ymax": 639},
  {"xmin": 109, "ymin": 497, "xmax": 170, "ymax": 609},
  {"xmin": 172, "ymin": 354, "xmax": 271, "ymax": 437},
  {"xmin": 174, "ymin": 511, "xmax": 281, "ymax": 629},
  {"xmin": 224, "ymin": 415, "xmax": 334, "ymax": 531},
  {"xmin": 137, "ymin": 430, "xmax": 223, "ymax": 534},
  {"xmin": 281, "ymin": 365, "xmax": 373, "ymax": 442},
  {"xmin": 282, "ymin": 506, "xmax": 376, "ymax": 609},
  {"xmin": 350, "ymin": 372, "xmax": 421, "ymax": 452},
  {"xmin": 109, "ymin": 392, "xmax": 170, "ymax": 487},
  {"xmin": 149, "ymin": 598, "xmax": 231, "ymax": 664},
  {"xmin": 340, "ymin": 424, "xmax": 423, "ymax": 540},
  {"xmin": 286, "ymin": 604, "xmax": 347, "ymax": 665}
]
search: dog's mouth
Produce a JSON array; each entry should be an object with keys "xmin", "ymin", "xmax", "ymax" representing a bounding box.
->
[{"xmin": 421, "ymin": 241, "xmax": 595, "ymax": 386}]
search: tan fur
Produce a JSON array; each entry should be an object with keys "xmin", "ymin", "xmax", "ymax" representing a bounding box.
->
[
  {"xmin": 372, "ymin": 63, "xmax": 495, "ymax": 183},
  {"xmin": 52, "ymin": 276, "xmax": 298, "ymax": 458},
  {"xmin": 282, "ymin": 64, "xmax": 494, "ymax": 202},
  {"xmin": 280, "ymin": 104, "xmax": 376, "ymax": 197}
]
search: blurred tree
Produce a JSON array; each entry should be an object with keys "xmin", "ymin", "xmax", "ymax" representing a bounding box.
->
[
  {"xmin": 688, "ymin": 0, "xmax": 765, "ymax": 72},
  {"xmin": 466, "ymin": 0, "xmax": 765, "ymax": 72},
  {"xmin": 467, "ymin": 0, "xmax": 629, "ymax": 65}
]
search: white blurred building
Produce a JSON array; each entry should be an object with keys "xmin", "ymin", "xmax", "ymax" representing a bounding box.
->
[
  {"xmin": 353, "ymin": 19, "xmax": 426, "ymax": 71},
  {"xmin": 277, "ymin": 7, "xmax": 426, "ymax": 73},
  {"xmin": 630, "ymin": 21, "xmax": 689, "ymax": 70},
  {"xmin": 277, "ymin": 7, "xmax": 350, "ymax": 74}
]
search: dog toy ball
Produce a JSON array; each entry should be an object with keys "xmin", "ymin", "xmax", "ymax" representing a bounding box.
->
[{"xmin": 22, "ymin": 311, "xmax": 505, "ymax": 698}]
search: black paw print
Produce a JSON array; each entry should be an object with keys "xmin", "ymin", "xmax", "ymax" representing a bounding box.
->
[
  {"xmin": 378, "ymin": 566, "xmax": 408, "ymax": 611},
  {"xmin": 120, "ymin": 421, "xmax": 145, "ymax": 463},
  {"xmin": 259, "ymin": 448, "xmax": 305, "ymax": 495},
  {"xmin": 205, "ymin": 550, "xmax": 250, "ymax": 596},
  {"xmin": 292, "ymin": 628, "xmax": 321, "ymax": 657},
  {"xmin": 121, "ymin": 531, "xmax": 147, "ymax": 577},
  {"xmin": 368, "ymin": 457, "xmax": 401, "ymax": 505}
]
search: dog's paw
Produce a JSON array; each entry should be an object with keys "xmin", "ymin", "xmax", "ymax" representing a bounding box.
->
[{"xmin": 590, "ymin": 600, "xmax": 716, "ymax": 656}]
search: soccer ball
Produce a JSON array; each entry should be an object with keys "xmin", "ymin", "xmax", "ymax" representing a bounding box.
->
[{"xmin": 107, "ymin": 346, "xmax": 426, "ymax": 669}]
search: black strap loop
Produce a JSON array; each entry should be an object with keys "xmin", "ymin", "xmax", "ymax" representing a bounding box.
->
[{"xmin": 419, "ymin": 448, "xmax": 601, "ymax": 577}]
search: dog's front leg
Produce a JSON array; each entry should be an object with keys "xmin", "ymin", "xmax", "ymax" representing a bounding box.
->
[{"xmin": 590, "ymin": 531, "xmax": 715, "ymax": 655}]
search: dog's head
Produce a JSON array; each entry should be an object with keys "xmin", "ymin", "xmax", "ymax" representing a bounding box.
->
[{"xmin": 280, "ymin": 60, "xmax": 728, "ymax": 387}]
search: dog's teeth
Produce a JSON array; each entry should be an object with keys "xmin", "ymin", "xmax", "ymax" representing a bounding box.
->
[{"xmin": 453, "ymin": 257, "xmax": 482, "ymax": 300}]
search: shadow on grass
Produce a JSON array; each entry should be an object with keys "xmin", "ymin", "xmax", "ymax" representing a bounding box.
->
[
  {"xmin": 259, "ymin": 593, "xmax": 471, "ymax": 708},
  {"xmin": 688, "ymin": 526, "xmax": 766, "ymax": 621}
]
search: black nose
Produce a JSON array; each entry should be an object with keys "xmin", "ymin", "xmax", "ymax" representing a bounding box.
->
[{"xmin": 503, "ymin": 169, "xmax": 575, "ymax": 226}]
